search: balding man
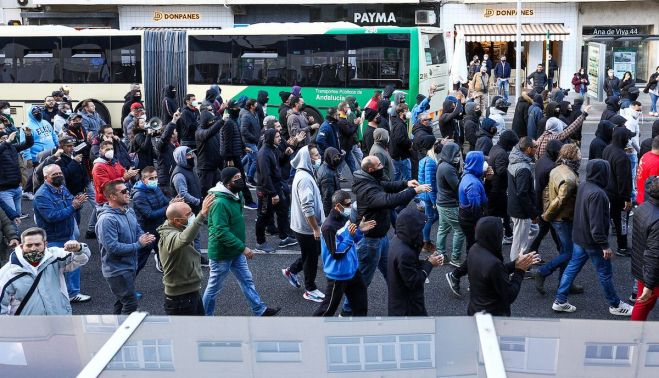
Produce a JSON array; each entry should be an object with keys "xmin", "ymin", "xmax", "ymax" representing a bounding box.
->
[
  {"xmin": 157, "ymin": 192, "xmax": 215, "ymax": 315},
  {"xmin": 341, "ymin": 155, "xmax": 430, "ymax": 316},
  {"xmin": 34, "ymin": 164, "xmax": 90, "ymax": 303}
]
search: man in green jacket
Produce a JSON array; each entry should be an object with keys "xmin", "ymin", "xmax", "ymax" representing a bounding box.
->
[
  {"xmin": 202, "ymin": 167, "xmax": 280, "ymax": 316},
  {"xmin": 157, "ymin": 192, "xmax": 215, "ymax": 315}
]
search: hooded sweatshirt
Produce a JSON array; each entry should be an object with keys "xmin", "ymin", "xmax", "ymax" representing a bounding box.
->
[
  {"xmin": 511, "ymin": 91, "xmax": 534, "ymax": 138},
  {"xmin": 376, "ymin": 99, "xmax": 390, "ymax": 133},
  {"xmin": 207, "ymin": 182, "xmax": 246, "ymax": 261},
  {"xmin": 601, "ymin": 96, "xmax": 620, "ymax": 121},
  {"xmin": 256, "ymin": 90, "xmax": 269, "ymax": 124},
  {"xmin": 387, "ymin": 206, "xmax": 433, "ymax": 316},
  {"xmin": 370, "ymin": 129, "xmax": 394, "ymax": 181},
  {"xmin": 603, "ymin": 127, "xmax": 632, "ymax": 201},
  {"xmin": 527, "ymin": 94, "xmax": 544, "ymax": 139},
  {"xmin": 25, "ymin": 105, "xmax": 58, "ymax": 163},
  {"xmin": 459, "ymin": 151, "xmax": 487, "ymax": 226},
  {"xmin": 162, "ymin": 85, "xmax": 178, "ymax": 124},
  {"xmin": 436, "ymin": 142, "xmax": 461, "ymax": 207},
  {"xmin": 255, "ymin": 129, "xmax": 284, "ymax": 196},
  {"xmin": 507, "ymin": 146, "xmax": 538, "ymax": 219},
  {"xmin": 170, "ymin": 146, "xmax": 201, "ymax": 211},
  {"xmin": 475, "ymin": 117, "xmax": 497, "ymax": 155},
  {"xmin": 467, "ymin": 216, "xmax": 523, "ymax": 316},
  {"xmin": 573, "ymin": 160, "xmax": 611, "ymax": 250},
  {"xmin": 438, "ymin": 99, "xmax": 463, "ymax": 141},
  {"xmin": 463, "ymin": 102, "xmax": 480, "ymax": 150},
  {"xmin": 320, "ymin": 209, "xmax": 361, "ymax": 281},
  {"xmin": 317, "ymin": 147, "xmax": 342, "ymax": 216},
  {"xmin": 534, "ymin": 139, "xmax": 563, "ymax": 211},
  {"xmin": 589, "ymin": 120, "xmax": 615, "ymax": 159},
  {"xmin": 621, "ymin": 106, "xmax": 641, "ymax": 153},
  {"xmin": 96, "ymin": 205, "xmax": 143, "ymax": 278},
  {"xmin": 486, "ymin": 130, "xmax": 519, "ymax": 195},
  {"xmin": 290, "ymin": 146, "xmax": 325, "ymax": 235}
]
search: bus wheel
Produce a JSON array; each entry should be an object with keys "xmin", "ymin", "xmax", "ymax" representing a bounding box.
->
[
  {"xmin": 304, "ymin": 106, "xmax": 322, "ymax": 139},
  {"xmin": 73, "ymin": 99, "xmax": 112, "ymax": 132}
]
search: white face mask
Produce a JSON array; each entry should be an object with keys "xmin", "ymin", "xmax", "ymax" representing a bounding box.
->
[
  {"xmin": 346, "ymin": 108, "xmax": 352, "ymax": 116},
  {"xmin": 405, "ymin": 111, "xmax": 412, "ymax": 120},
  {"xmin": 192, "ymin": 101, "xmax": 200, "ymax": 107},
  {"xmin": 187, "ymin": 213, "xmax": 196, "ymax": 227},
  {"xmin": 1, "ymin": 108, "xmax": 10, "ymax": 115},
  {"xmin": 139, "ymin": 115, "xmax": 147, "ymax": 121},
  {"xmin": 64, "ymin": 110, "xmax": 72, "ymax": 116},
  {"xmin": 104, "ymin": 150, "xmax": 114, "ymax": 160}
]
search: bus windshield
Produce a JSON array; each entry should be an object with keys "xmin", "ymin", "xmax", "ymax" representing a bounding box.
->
[{"xmin": 424, "ymin": 33, "xmax": 446, "ymax": 66}]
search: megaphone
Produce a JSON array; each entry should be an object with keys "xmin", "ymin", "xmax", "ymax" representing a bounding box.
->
[{"xmin": 146, "ymin": 117, "xmax": 163, "ymax": 132}]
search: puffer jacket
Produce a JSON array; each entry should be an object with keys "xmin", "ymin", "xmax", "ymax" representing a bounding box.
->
[
  {"xmin": 542, "ymin": 164, "xmax": 579, "ymax": 222},
  {"xmin": 239, "ymin": 108, "xmax": 261, "ymax": 145},
  {"xmin": 0, "ymin": 245, "xmax": 90, "ymax": 315},
  {"xmin": 507, "ymin": 147, "xmax": 538, "ymax": 219},
  {"xmin": 155, "ymin": 122, "xmax": 177, "ymax": 188},
  {"xmin": 131, "ymin": 181, "xmax": 169, "ymax": 234},
  {"xmin": 389, "ymin": 115, "xmax": 412, "ymax": 160},
  {"xmin": 631, "ymin": 196, "xmax": 659, "ymax": 289},
  {"xmin": 0, "ymin": 133, "xmax": 33, "ymax": 190},
  {"xmin": 220, "ymin": 117, "xmax": 243, "ymax": 159},
  {"xmin": 417, "ymin": 155, "xmax": 438, "ymax": 204},
  {"xmin": 463, "ymin": 102, "xmax": 480, "ymax": 150},
  {"xmin": 195, "ymin": 113, "xmax": 223, "ymax": 170}
]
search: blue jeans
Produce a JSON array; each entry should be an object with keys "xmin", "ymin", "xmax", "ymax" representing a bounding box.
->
[
  {"xmin": 84, "ymin": 181, "xmax": 98, "ymax": 233},
  {"xmin": 629, "ymin": 151, "xmax": 638, "ymax": 203},
  {"xmin": 555, "ymin": 243, "xmax": 620, "ymax": 307},
  {"xmin": 650, "ymin": 92, "xmax": 658, "ymax": 113},
  {"xmin": 202, "ymin": 254, "xmax": 267, "ymax": 316},
  {"xmin": 423, "ymin": 200, "xmax": 439, "ymax": 242},
  {"xmin": 0, "ymin": 186, "xmax": 22, "ymax": 216},
  {"xmin": 393, "ymin": 158, "xmax": 411, "ymax": 181},
  {"xmin": 580, "ymin": 85, "xmax": 587, "ymax": 96},
  {"xmin": 538, "ymin": 221, "xmax": 573, "ymax": 278},
  {"xmin": 343, "ymin": 236, "xmax": 389, "ymax": 314},
  {"xmin": 343, "ymin": 145, "xmax": 361, "ymax": 174},
  {"xmin": 497, "ymin": 79, "xmax": 510, "ymax": 102},
  {"xmin": 241, "ymin": 143, "xmax": 258, "ymax": 180}
]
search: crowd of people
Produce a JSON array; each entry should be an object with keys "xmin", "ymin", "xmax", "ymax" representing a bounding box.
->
[{"xmin": 1, "ymin": 72, "xmax": 659, "ymax": 321}]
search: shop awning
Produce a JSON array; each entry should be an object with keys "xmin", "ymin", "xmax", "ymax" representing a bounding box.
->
[{"xmin": 456, "ymin": 23, "xmax": 570, "ymax": 42}]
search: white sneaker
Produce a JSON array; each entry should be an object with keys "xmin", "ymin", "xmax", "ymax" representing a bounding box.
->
[
  {"xmin": 308, "ymin": 289, "xmax": 325, "ymax": 299},
  {"xmin": 22, "ymin": 192, "xmax": 34, "ymax": 201},
  {"xmin": 552, "ymin": 301, "xmax": 576, "ymax": 313},
  {"xmin": 154, "ymin": 254, "xmax": 163, "ymax": 273},
  {"xmin": 70, "ymin": 293, "xmax": 91, "ymax": 303},
  {"xmin": 609, "ymin": 301, "xmax": 633, "ymax": 316},
  {"xmin": 303, "ymin": 289, "xmax": 325, "ymax": 302},
  {"xmin": 502, "ymin": 235, "xmax": 513, "ymax": 245}
]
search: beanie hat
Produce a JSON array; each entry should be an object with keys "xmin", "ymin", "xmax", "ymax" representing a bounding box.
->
[
  {"xmin": 221, "ymin": 167, "xmax": 240, "ymax": 185},
  {"xmin": 646, "ymin": 176, "xmax": 659, "ymax": 200}
]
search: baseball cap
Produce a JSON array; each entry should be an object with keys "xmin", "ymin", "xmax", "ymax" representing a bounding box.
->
[{"xmin": 130, "ymin": 103, "xmax": 144, "ymax": 111}]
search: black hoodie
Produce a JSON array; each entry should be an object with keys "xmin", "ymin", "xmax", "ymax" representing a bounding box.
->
[
  {"xmin": 641, "ymin": 120, "xmax": 659, "ymax": 157},
  {"xmin": 536, "ymin": 101, "xmax": 559, "ymax": 137},
  {"xmin": 558, "ymin": 101, "xmax": 571, "ymax": 124},
  {"xmin": 486, "ymin": 130, "xmax": 519, "ymax": 195},
  {"xmin": 376, "ymin": 99, "xmax": 390, "ymax": 133},
  {"xmin": 601, "ymin": 96, "xmax": 620, "ymax": 121},
  {"xmin": 387, "ymin": 207, "xmax": 433, "ymax": 316},
  {"xmin": 573, "ymin": 159, "xmax": 611, "ymax": 250},
  {"xmin": 161, "ymin": 85, "xmax": 178, "ymax": 124},
  {"xmin": 255, "ymin": 129, "xmax": 283, "ymax": 196},
  {"xmin": 603, "ymin": 127, "xmax": 632, "ymax": 201},
  {"xmin": 534, "ymin": 139, "xmax": 563, "ymax": 209},
  {"xmin": 316, "ymin": 147, "xmax": 342, "ymax": 216},
  {"xmin": 256, "ymin": 90, "xmax": 269, "ymax": 125},
  {"xmin": 438, "ymin": 99, "xmax": 463, "ymax": 141},
  {"xmin": 467, "ymin": 216, "xmax": 523, "ymax": 316},
  {"xmin": 589, "ymin": 120, "xmax": 615, "ymax": 159},
  {"xmin": 511, "ymin": 91, "xmax": 533, "ymax": 138},
  {"xmin": 121, "ymin": 89, "xmax": 142, "ymax": 125},
  {"xmin": 195, "ymin": 111, "xmax": 223, "ymax": 170}
]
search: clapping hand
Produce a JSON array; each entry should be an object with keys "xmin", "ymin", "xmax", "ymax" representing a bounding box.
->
[{"xmin": 359, "ymin": 217, "xmax": 377, "ymax": 233}]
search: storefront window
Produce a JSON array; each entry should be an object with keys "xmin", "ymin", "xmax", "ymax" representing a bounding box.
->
[
  {"xmin": 606, "ymin": 41, "xmax": 649, "ymax": 83},
  {"xmin": 232, "ymin": 35, "xmax": 287, "ymax": 86},
  {"xmin": 188, "ymin": 35, "xmax": 232, "ymax": 85},
  {"xmin": 287, "ymin": 35, "xmax": 347, "ymax": 87},
  {"xmin": 61, "ymin": 37, "xmax": 111, "ymax": 83},
  {"xmin": 347, "ymin": 34, "xmax": 410, "ymax": 89}
]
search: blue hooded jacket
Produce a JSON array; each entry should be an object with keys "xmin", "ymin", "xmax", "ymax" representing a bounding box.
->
[
  {"xmin": 320, "ymin": 209, "xmax": 361, "ymax": 281},
  {"xmin": 459, "ymin": 151, "xmax": 488, "ymax": 225},
  {"xmin": 25, "ymin": 105, "xmax": 58, "ymax": 162}
]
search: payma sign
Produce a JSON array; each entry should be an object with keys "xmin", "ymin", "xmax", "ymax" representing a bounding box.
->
[{"xmin": 353, "ymin": 12, "xmax": 397, "ymax": 24}]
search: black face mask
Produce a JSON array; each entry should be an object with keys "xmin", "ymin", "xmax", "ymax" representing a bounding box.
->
[
  {"xmin": 370, "ymin": 167, "xmax": 385, "ymax": 181},
  {"xmin": 71, "ymin": 122, "xmax": 81, "ymax": 128},
  {"xmin": 229, "ymin": 179, "xmax": 245, "ymax": 194},
  {"xmin": 33, "ymin": 113, "xmax": 42, "ymax": 121},
  {"xmin": 134, "ymin": 96, "xmax": 142, "ymax": 102},
  {"xmin": 51, "ymin": 176, "xmax": 65, "ymax": 187},
  {"xmin": 186, "ymin": 157, "xmax": 195, "ymax": 167},
  {"xmin": 474, "ymin": 110, "xmax": 482, "ymax": 118}
]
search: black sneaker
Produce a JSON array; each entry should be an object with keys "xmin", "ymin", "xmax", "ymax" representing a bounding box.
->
[
  {"xmin": 85, "ymin": 231, "xmax": 97, "ymax": 240},
  {"xmin": 200, "ymin": 254, "xmax": 210, "ymax": 267},
  {"xmin": 261, "ymin": 307, "xmax": 281, "ymax": 316},
  {"xmin": 445, "ymin": 272, "xmax": 462, "ymax": 298},
  {"xmin": 615, "ymin": 248, "xmax": 630, "ymax": 257},
  {"xmin": 532, "ymin": 269, "xmax": 546, "ymax": 295},
  {"xmin": 629, "ymin": 292, "xmax": 637, "ymax": 303}
]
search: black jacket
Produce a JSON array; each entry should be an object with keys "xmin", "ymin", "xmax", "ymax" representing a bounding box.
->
[
  {"xmin": 632, "ymin": 196, "xmax": 659, "ymax": 289},
  {"xmin": 155, "ymin": 122, "xmax": 177, "ymax": 187},
  {"xmin": 435, "ymin": 143, "xmax": 461, "ymax": 207},
  {"xmin": 507, "ymin": 147, "xmax": 538, "ymax": 219},
  {"xmin": 220, "ymin": 118, "xmax": 243, "ymax": 159},
  {"xmin": 0, "ymin": 134, "xmax": 33, "ymax": 190},
  {"xmin": 256, "ymin": 90, "xmax": 269, "ymax": 125},
  {"xmin": 534, "ymin": 140, "xmax": 562, "ymax": 209},
  {"xmin": 363, "ymin": 125, "xmax": 376, "ymax": 154},
  {"xmin": 195, "ymin": 119, "xmax": 223, "ymax": 171},
  {"xmin": 601, "ymin": 96, "xmax": 620, "ymax": 121},
  {"xmin": 387, "ymin": 207, "xmax": 433, "ymax": 316},
  {"xmin": 317, "ymin": 148, "xmax": 342, "ymax": 217},
  {"xmin": 589, "ymin": 120, "xmax": 615, "ymax": 160},
  {"xmin": 463, "ymin": 102, "xmax": 480, "ymax": 150},
  {"xmin": 411, "ymin": 122, "xmax": 435, "ymax": 154},
  {"xmin": 467, "ymin": 217, "xmax": 524, "ymax": 316},
  {"xmin": 42, "ymin": 153, "xmax": 90, "ymax": 196},
  {"xmin": 239, "ymin": 108, "xmax": 261, "ymax": 145},
  {"xmin": 389, "ymin": 116, "xmax": 412, "ymax": 160},
  {"xmin": 353, "ymin": 170, "xmax": 416, "ymax": 238},
  {"xmin": 620, "ymin": 77, "xmax": 636, "ymax": 99},
  {"xmin": 337, "ymin": 116, "xmax": 358, "ymax": 149},
  {"xmin": 640, "ymin": 120, "xmax": 659, "ymax": 157},
  {"xmin": 129, "ymin": 130, "xmax": 156, "ymax": 170},
  {"xmin": 278, "ymin": 104, "xmax": 292, "ymax": 140},
  {"xmin": 603, "ymin": 127, "xmax": 632, "ymax": 201},
  {"xmin": 573, "ymin": 159, "xmax": 611, "ymax": 250},
  {"xmin": 438, "ymin": 99, "xmax": 463, "ymax": 140},
  {"xmin": 161, "ymin": 85, "xmax": 178, "ymax": 124},
  {"xmin": 178, "ymin": 106, "xmax": 200, "ymax": 147},
  {"xmin": 511, "ymin": 92, "xmax": 533, "ymax": 138},
  {"xmin": 486, "ymin": 130, "xmax": 518, "ymax": 195},
  {"xmin": 376, "ymin": 100, "xmax": 390, "ymax": 134},
  {"xmin": 255, "ymin": 129, "xmax": 284, "ymax": 196}
]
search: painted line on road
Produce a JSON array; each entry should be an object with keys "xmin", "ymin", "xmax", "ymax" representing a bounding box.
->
[{"xmin": 201, "ymin": 248, "xmax": 300, "ymax": 255}]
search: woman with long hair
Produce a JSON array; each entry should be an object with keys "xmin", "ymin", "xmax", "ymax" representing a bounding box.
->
[
  {"xmin": 643, "ymin": 66, "xmax": 659, "ymax": 116},
  {"xmin": 571, "ymin": 67, "xmax": 589, "ymax": 96}
]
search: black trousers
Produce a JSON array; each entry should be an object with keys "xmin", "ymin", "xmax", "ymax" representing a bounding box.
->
[
  {"xmin": 454, "ymin": 223, "xmax": 476, "ymax": 279},
  {"xmin": 198, "ymin": 168, "xmax": 221, "ymax": 197},
  {"xmin": 313, "ymin": 271, "xmax": 368, "ymax": 316},
  {"xmin": 610, "ymin": 197, "xmax": 629, "ymax": 249},
  {"xmin": 485, "ymin": 192, "xmax": 512, "ymax": 237},
  {"xmin": 289, "ymin": 232, "xmax": 320, "ymax": 292},
  {"xmin": 255, "ymin": 190, "xmax": 289, "ymax": 243},
  {"xmin": 223, "ymin": 157, "xmax": 254, "ymax": 204},
  {"xmin": 529, "ymin": 218, "xmax": 560, "ymax": 252},
  {"xmin": 164, "ymin": 291, "xmax": 205, "ymax": 316}
]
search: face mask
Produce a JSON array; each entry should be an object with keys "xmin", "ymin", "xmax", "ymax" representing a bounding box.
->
[
  {"xmin": 474, "ymin": 109, "xmax": 482, "ymax": 118},
  {"xmin": 300, "ymin": 104, "xmax": 306, "ymax": 111},
  {"xmin": 23, "ymin": 248, "xmax": 45, "ymax": 265},
  {"xmin": 51, "ymin": 176, "xmax": 65, "ymax": 187},
  {"xmin": 139, "ymin": 115, "xmax": 147, "ymax": 121},
  {"xmin": 192, "ymin": 101, "xmax": 200, "ymax": 107},
  {"xmin": 146, "ymin": 180, "xmax": 158, "ymax": 188},
  {"xmin": 64, "ymin": 110, "xmax": 72, "ymax": 116},
  {"xmin": 346, "ymin": 108, "xmax": 352, "ymax": 116},
  {"xmin": 313, "ymin": 159, "xmax": 321, "ymax": 169},
  {"xmin": 104, "ymin": 150, "xmax": 114, "ymax": 160},
  {"xmin": 371, "ymin": 167, "xmax": 385, "ymax": 180},
  {"xmin": 229, "ymin": 179, "xmax": 245, "ymax": 194},
  {"xmin": 186, "ymin": 157, "xmax": 195, "ymax": 167},
  {"xmin": 341, "ymin": 205, "xmax": 351, "ymax": 218},
  {"xmin": 2, "ymin": 108, "xmax": 10, "ymax": 115},
  {"xmin": 71, "ymin": 121, "xmax": 81, "ymax": 128},
  {"xmin": 187, "ymin": 213, "xmax": 196, "ymax": 227},
  {"xmin": 405, "ymin": 111, "xmax": 412, "ymax": 120},
  {"xmin": 33, "ymin": 113, "xmax": 42, "ymax": 121}
]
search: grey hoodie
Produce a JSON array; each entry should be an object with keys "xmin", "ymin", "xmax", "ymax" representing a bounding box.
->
[
  {"xmin": 290, "ymin": 146, "xmax": 325, "ymax": 235},
  {"xmin": 96, "ymin": 204, "xmax": 144, "ymax": 278},
  {"xmin": 436, "ymin": 142, "xmax": 461, "ymax": 207}
]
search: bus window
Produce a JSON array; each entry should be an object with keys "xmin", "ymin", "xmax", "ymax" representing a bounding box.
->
[
  {"xmin": 62, "ymin": 37, "xmax": 111, "ymax": 83},
  {"xmin": 347, "ymin": 34, "xmax": 410, "ymax": 89},
  {"xmin": 11, "ymin": 37, "xmax": 61, "ymax": 83},
  {"xmin": 0, "ymin": 37, "xmax": 14, "ymax": 83},
  {"xmin": 188, "ymin": 35, "xmax": 232, "ymax": 85},
  {"xmin": 425, "ymin": 34, "xmax": 446, "ymax": 65},
  {"xmin": 232, "ymin": 36, "xmax": 287, "ymax": 86},
  {"xmin": 287, "ymin": 35, "xmax": 346, "ymax": 88},
  {"xmin": 110, "ymin": 36, "xmax": 141, "ymax": 84}
]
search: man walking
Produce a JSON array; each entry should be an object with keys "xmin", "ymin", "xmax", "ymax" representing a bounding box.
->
[
  {"xmin": 494, "ymin": 55, "xmax": 511, "ymax": 102},
  {"xmin": 507, "ymin": 137, "xmax": 539, "ymax": 262},
  {"xmin": 602, "ymin": 127, "xmax": 633, "ymax": 256}
]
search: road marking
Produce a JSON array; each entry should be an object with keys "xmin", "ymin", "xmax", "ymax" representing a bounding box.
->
[{"xmin": 201, "ymin": 248, "xmax": 300, "ymax": 255}]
